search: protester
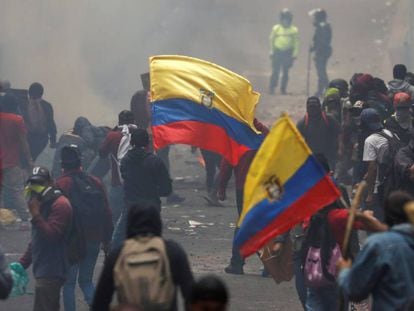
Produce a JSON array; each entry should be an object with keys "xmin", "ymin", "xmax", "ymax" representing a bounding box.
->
[
  {"xmin": 269, "ymin": 8, "xmax": 299, "ymax": 95},
  {"xmin": 361, "ymin": 108, "xmax": 402, "ymax": 221},
  {"xmin": 385, "ymin": 92, "xmax": 413, "ymax": 145},
  {"xmin": 111, "ymin": 128, "xmax": 172, "ymax": 248},
  {"xmin": 19, "ymin": 166, "xmax": 72, "ymax": 311},
  {"xmin": 99, "ymin": 110, "xmax": 135, "ymax": 226},
  {"xmin": 0, "ymin": 93, "xmax": 33, "ymax": 228},
  {"xmin": 55, "ymin": 145, "xmax": 113, "ymax": 311},
  {"xmin": 200, "ymin": 149, "xmax": 222, "ymax": 206},
  {"xmin": 310, "ymin": 9, "xmax": 332, "ymax": 97},
  {"xmin": 20, "ymin": 83, "xmax": 57, "ymax": 160},
  {"xmin": 337, "ymin": 191, "xmax": 414, "ymax": 310},
  {"xmin": 92, "ymin": 205, "xmax": 194, "ymax": 311},
  {"xmin": 219, "ymin": 119, "xmax": 268, "ymax": 275},
  {"xmin": 388, "ymin": 64, "xmax": 414, "ymax": 99},
  {"xmin": 188, "ymin": 275, "xmax": 229, "ymax": 311},
  {"xmin": 394, "ymin": 131, "xmax": 414, "ymax": 197},
  {"xmin": 296, "ymin": 96, "xmax": 341, "ymax": 169},
  {"xmin": 0, "ymin": 246, "xmax": 12, "ymax": 300},
  {"xmin": 322, "ymin": 89, "xmax": 341, "ymax": 122},
  {"xmin": 130, "ymin": 73, "xmax": 150, "ymax": 130}
]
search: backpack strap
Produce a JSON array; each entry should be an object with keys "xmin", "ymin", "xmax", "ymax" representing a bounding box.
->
[{"xmin": 304, "ymin": 112, "xmax": 329, "ymax": 130}]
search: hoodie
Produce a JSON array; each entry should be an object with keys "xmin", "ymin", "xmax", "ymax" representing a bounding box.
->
[
  {"xmin": 92, "ymin": 206, "xmax": 194, "ymax": 311},
  {"xmin": 120, "ymin": 147, "xmax": 172, "ymax": 208},
  {"xmin": 387, "ymin": 79, "xmax": 414, "ymax": 99},
  {"xmin": 338, "ymin": 224, "xmax": 414, "ymax": 310}
]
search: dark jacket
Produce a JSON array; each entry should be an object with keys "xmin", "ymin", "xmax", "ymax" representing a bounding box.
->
[
  {"xmin": 56, "ymin": 169, "xmax": 113, "ymax": 244},
  {"xmin": 121, "ymin": 147, "xmax": 172, "ymax": 208},
  {"xmin": 92, "ymin": 206, "xmax": 194, "ymax": 311},
  {"xmin": 313, "ymin": 22, "xmax": 332, "ymax": 56},
  {"xmin": 19, "ymin": 187, "xmax": 72, "ymax": 279},
  {"xmin": 130, "ymin": 90, "xmax": 150, "ymax": 129},
  {"xmin": 20, "ymin": 99, "xmax": 57, "ymax": 144},
  {"xmin": 338, "ymin": 224, "xmax": 414, "ymax": 311},
  {"xmin": 0, "ymin": 247, "xmax": 12, "ymax": 300},
  {"xmin": 394, "ymin": 143, "xmax": 414, "ymax": 196},
  {"xmin": 385, "ymin": 116, "xmax": 412, "ymax": 145}
]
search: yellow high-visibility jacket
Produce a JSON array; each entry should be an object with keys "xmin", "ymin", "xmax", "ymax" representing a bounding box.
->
[{"xmin": 269, "ymin": 24, "xmax": 299, "ymax": 58}]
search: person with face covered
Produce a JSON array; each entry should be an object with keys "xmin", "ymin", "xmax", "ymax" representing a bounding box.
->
[
  {"xmin": 19, "ymin": 166, "xmax": 73, "ymax": 311},
  {"xmin": 296, "ymin": 96, "xmax": 341, "ymax": 169},
  {"xmin": 269, "ymin": 8, "xmax": 299, "ymax": 95},
  {"xmin": 385, "ymin": 92, "xmax": 413, "ymax": 145},
  {"xmin": 394, "ymin": 131, "xmax": 414, "ymax": 197}
]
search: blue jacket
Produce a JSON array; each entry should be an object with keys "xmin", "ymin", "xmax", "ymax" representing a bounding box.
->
[{"xmin": 338, "ymin": 224, "xmax": 414, "ymax": 310}]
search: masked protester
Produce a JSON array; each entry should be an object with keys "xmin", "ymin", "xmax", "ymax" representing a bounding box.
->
[
  {"xmin": 20, "ymin": 83, "xmax": 57, "ymax": 160},
  {"xmin": 19, "ymin": 166, "xmax": 72, "ymax": 311},
  {"xmin": 55, "ymin": 145, "xmax": 113, "ymax": 311},
  {"xmin": 337, "ymin": 191, "xmax": 414, "ymax": 311},
  {"xmin": 388, "ymin": 64, "xmax": 414, "ymax": 100},
  {"xmin": 385, "ymin": 92, "xmax": 413, "ymax": 145},
  {"xmin": 296, "ymin": 96, "xmax": 341, "ymax": 170},
  {"xmin": 269, "ymin": 8, "xmax": 299, "ymax": 95},
  {"xmin": 310, "ymin": 9, "xmax": 332, "ymax": 97},
  {"xmin": 188, "ymin": 275, "xmax": 229, "ymax": 311}
]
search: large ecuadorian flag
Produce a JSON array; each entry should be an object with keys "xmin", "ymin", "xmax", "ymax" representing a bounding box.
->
[
  {"xmin": 235, "ymin": 114, "xmax": 340, "ymax": 258},
  {"xmin": 150, "ymin": 55, "xmax": 264, "ymax": 166}
]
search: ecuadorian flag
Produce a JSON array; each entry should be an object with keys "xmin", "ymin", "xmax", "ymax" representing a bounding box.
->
[
  {"xmin": 150, "ymin": 55, "xmax": 264, "ymax": 166},
  {"xmin": 235, "ymin": 114, "xmax": 340, "ymax": 258}
]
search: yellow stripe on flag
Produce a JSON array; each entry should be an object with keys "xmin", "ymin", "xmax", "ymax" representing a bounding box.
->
[
  {"xmin": 238, "ymin": 114, "xmax": 312, "ymax": 226},
  {"xmin": 150, "ymin": 55, "xmax": 260, "ymax": 132}
]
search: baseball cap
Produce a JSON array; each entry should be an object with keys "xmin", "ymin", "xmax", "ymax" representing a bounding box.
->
[
  {"xmin": 360, "ymin": 108, "xmax": 383, "ymax": 131},
  {"xmin": 393, "ymin": 92, "xmax": 412, "ymax": 109}
]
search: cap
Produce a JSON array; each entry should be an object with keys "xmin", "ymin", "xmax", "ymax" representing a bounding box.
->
[
  {"xmin": 61, "ymin": 145, "xmax": 81, "ymax": 166},
  {"xmin": 360, "ymin": 108, "xmax": 382, "ymax": 131},
  {"xmin": 27, "ymin": 166, "xmax": 51, "ymax": 185},
  {"xmin": 393, "ymin": 92, "xmax": 412, "ymax": 109}
]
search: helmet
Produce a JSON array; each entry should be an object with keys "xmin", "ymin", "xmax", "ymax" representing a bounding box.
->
[
  {"xmin": 27, "ymin": 166, "xmax": 51, "ymax": 185},
  {"xmin": 61, "ymin": 145, "xmax": 81, "ymax": 169},
  {"xmin": 314, "ymin": 8, "xmax": 327, "ymax": 22},
  {"xmin": 280, "ymin": 8, "xmax": 293, "ymax": 23}
]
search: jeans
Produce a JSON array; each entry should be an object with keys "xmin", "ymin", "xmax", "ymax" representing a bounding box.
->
[
  {"xmin": 109, "ymin": 185, "xmax": 124, "ymax": 226},
  {"xmin": 34, "ymin": 278, "xmax": 64, "ymax": 311},
  {"xmin": 111, "ymin": 210, "xmax": 127, "ymax": 249},
  {"xmin": 0, "ymin": 166, "xmax": 29, "ymax": 221},
  {"xmin": 306, "ymin": 285, "xmax": 339, "ymax": 311},
  {"xmin": 200, "ymin": 149, "xmax": 221, "ymax": 192},
  {"xmin": 27, "ymin": 132, "xmax": 49, "ymax": 161},
  {"xmin": 63, "ymin": 241, "xmax": 101, "ymax": 311},
  {"xmin": 315, "ymin": 53, "xmax": 330, "ymax": 97},
  {"xmin": 269, "ymin": 49, "xmax": 294, "ymax": 93},
  {"xmin": 293, "ymin": 251, "xmax": 307, "ymax": 310}
]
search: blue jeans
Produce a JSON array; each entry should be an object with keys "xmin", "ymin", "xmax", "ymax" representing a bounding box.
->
[
  {"xmin": 109, "ymin": 185, "xmax": 124, "ymax": 226},
  {"xmin": 111, "ymin": 210, "xmax": 127, "ymax": 250},
  {"xmin": 63, "ymin": 241, "xmax": 101, "ymax": 311},
  {"xmin": 306, "ymin": 285, "xmax": 339, "ymax": 311}
]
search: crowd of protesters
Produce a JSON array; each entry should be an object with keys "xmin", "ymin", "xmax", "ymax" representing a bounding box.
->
[{"xmin": 2, "ymin": 13, "xmax": 414, "ymax": 310}]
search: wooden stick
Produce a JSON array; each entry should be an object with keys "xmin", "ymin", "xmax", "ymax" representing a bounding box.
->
[{"xmin": 341, "ymin": 181, "xmax": 367, "ymax": 259}]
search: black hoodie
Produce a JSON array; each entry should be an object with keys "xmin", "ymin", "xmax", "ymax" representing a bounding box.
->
[
  {"xmin": 120, "ymin": 147, "xmax": 172, "ymax": 208},
  {"xmin": 92, "ymin": 206, "xmax": 194, "ymax": 311}
]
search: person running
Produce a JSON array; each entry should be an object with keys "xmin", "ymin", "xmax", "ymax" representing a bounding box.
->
[
  {"xmin": 310, "ymin": 9, "xmax": 332, "ymax": 97},
  {"xmin": 0, "ymin": 93, "xmax": 33, "ymax": 228},
  {"xmin": 269, "ymin": 8, "xmax": 299, "ymax": 95},
  {"xmin": 92, "ymin": 205, "xmax": 194, "ymax": 311},
  {"xmin": 20, "ymin": 82, "xmax": 57, "ymax": 161},
  {"xmin": 337, "ymin": 191, "xmax": 414, "ymax": 311},
  {"xmin": 55, "ymin": 145, "xmax": 113, "ymax": 311},
  {"xmin": 19, "ymin": 166, "xmax": 72, "ymax": 311}
]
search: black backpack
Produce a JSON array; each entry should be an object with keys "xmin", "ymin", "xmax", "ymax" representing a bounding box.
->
[
  {"xmin": 66, "ymin": 172, "xmax": 106, "ymax": 264},
  {"xmin": 377, "ymin": 130, "xmax": 405, "ymax": 200}
]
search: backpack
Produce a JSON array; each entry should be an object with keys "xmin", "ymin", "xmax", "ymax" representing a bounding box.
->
[
  {"xmin": 66, "ymin": 172, "xmax": 106, "ymax": 264},
  {"xmin": 302, "ymin": 209, "xmax": 342, "ymax": 288},
  {"xmin": 112, "ymin": 124, "xmax": 137, "ymax": 184},
  {"xmin": 114, "ymin": 236, "xmax": 175, "ymax": 311},
  {"xmin": 376, "ymin": 130, "xmax": 405, "ymax": 200},
  {"xmin": 304, "ymin": 112, "xmax": 329, "ymax": 129}
]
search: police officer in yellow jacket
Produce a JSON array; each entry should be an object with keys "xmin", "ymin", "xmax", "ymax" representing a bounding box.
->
[{"xmin": 269, "ymin": 9, "xmax": 299, "ymax": 95}]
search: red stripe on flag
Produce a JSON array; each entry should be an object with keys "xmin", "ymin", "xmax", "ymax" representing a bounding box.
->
[
  {"xmin": 239, "ymin": 176, "xmax": 339, "ymax": 258},
  {"xmin": 152, "ymin": 120, "xmax": 250, "ymax": 166}
]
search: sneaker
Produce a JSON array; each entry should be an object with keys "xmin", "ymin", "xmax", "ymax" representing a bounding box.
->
[
  {"xmin": 224, "ymin": 264, "xmax": 244, "ymax": 275},
  {"xmin": 166, "ymin": 193, "xmax": 186, "ymax": 205}
]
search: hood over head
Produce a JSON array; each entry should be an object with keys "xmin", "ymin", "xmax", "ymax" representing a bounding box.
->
[
  {"xmin": 73, "ymin": 117, "xmax": 91, "ymax": 135},
  {"xmin": 127, "ymin": 205, "xmax": 162, "ymax": 238}
]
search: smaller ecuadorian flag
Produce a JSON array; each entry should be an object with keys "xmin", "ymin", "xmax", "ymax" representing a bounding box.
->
[
  {"xmin": 235, "ymin": 114, "xmax": 340, "ymax": 258},
  {"xmin": 150, "ymin": 55, "xmax": 264, "ymax": 166}
]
